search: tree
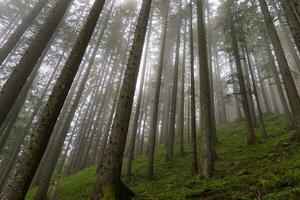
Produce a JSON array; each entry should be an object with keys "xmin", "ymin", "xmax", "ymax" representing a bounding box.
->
[
  {"xmin": 178, "ymin": 16, "xmax": 187, "ymax": 157},
  {"xmin": 189, "ymin": 0, "xmax": 198, "ymax": 175},
  {"xmin": 166, "ymin": 0, "xmax": 182, "ymax": 161},
  {"xmin": 228, "ymin": 0, "xmax": 256, "ymax": 145},
  {"xmin": 90, "ymin": 0, "xmax": 152, "ymax": 198},
  {"xmin": 0, "ymin": 0, "xmax": 107, "ymax": 198},
  {"xmin": 197, "ymin": 0, "xmax": 214, "ymax": 178},
  {"xmin": 147, "ymin": 1, "xmax": 169, "ymax": 180},
  {"xmin": 126, "ymin": 9, "xmax": 153, "ymax": 178}
]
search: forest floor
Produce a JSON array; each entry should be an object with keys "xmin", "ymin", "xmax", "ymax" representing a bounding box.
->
[{"xmin": 27, "ymin": 114, "xmax": 300, "ymax": 200}]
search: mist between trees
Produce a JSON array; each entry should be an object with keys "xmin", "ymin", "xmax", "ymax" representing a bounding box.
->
[{"xmin": 0, "ymin": 0, "xmax": 299, "ymax": 199}]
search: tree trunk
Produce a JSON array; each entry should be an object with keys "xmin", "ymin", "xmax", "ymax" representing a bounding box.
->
[
  {"xmin": 189, "ymin": 1, "xmax": 198, "ymax": 176},
  {"xmin": 166, "ymin": 0, "xmax": 182, "ymax": 161},
  {"xmin": 146, "ymin": 4, "xmax": 169, "ymax": 180},
  {"xmin": 91, "ymin": 0, "xmax": 152, "ymax": 198},
  {"xmin": 178, "ymin": 17, "xmax": 187, "ymax": 157},
  {"xmin": 229, "ymin": 1, "xmax": 256, "ymax": 145},
  {"xmin": 126, "ymin": 9, "xmax": 153, "ymax": 178},
  {"xmin": 197, "ymin": 0, "xmax": 214, "ymax": 178}
]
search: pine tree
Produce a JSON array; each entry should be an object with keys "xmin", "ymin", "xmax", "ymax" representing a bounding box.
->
[
  {"xmin": 90, "ymin": 0, "xmax": 152, "ymax": 198},
  {"xmin": 197, "ymin": 0, "xmax": 214, "ymax": 178},
  {"xmin": 147, "ymin": 1, "xmax": 169, "ymax": 180},
  {"xmin": 189, "ymin": 0, "xmax": 198, "ymax": 175}
]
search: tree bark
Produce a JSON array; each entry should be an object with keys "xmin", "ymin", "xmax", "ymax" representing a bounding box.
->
[
  {"xmin": 197, "ymin": 0, "xmax": 214, "ymax": 177},
  {"xmin": 189, "ymin": 1, "xmax": 198, "ymax": 176}
]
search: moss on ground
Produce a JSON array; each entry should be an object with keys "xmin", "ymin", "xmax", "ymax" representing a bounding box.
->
[{"xmin": 27, "ymin": 115, "xmax": 300, "ymax": 199}]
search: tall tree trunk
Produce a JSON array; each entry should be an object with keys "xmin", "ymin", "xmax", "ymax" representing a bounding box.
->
[
  {"xmin": 0, "ymin": 0, "xmax": 106, "ymax": 199},
  {"xmin": 178, "ymin": 17, "xmax": 187, "ymax": 157},
  {"xmin": 91, "ymin": 0, "xmax": 152, "ymax": 198},
  {"xmin": 189, "ymin": 1, "xmax": 198, "ymax": 176},
  {"xmin": 258, "ymin": 0, "xmax": 300, "ymax": 139},
  {"xmin": 206, "ymin": 1, "xmax": 218, "ymax": 156},
  {"xmin": 197, "ymin": 0, "xmax": 214, "ymax": 178},
  {"xmin": 0, "ymin": 0, "xmax": 49, "ymax": 65},
  {"xmin": 229, "ymin": 1, "xmax": 256, "ymax": 145},
  {"xmin": 166, "ymin": 0, "xmax": 182, "ymax": 161},
  {"xmin": 0, "ymin": 0, "xmax": 72, "ymax": 128},
  {"xmin": 147, "ymin": 4, "xmax": 169, "ymax": 180},
  {"xmin": 126, "ymin": 9, "xmax": 153, "ymax": 178}
]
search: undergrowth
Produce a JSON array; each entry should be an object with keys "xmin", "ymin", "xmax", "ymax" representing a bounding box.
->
[{"xmin": 26, "ymin": 114, "xmax": 300, "ymax": 199}]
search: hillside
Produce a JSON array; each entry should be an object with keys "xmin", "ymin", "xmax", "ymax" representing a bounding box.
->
[{"xmin": 27, "ymin": 115, "xmax": 300, "ymax": 200}]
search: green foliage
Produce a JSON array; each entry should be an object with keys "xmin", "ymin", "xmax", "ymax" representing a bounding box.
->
[{"xmin": 27, "ymin": 115, "xmax": 300, "ymax": 199}]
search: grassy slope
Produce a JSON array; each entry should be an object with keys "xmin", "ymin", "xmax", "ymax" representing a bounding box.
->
[{"xmin": 27, "ymin": 115, "xmax": 300, "ymax": 199}]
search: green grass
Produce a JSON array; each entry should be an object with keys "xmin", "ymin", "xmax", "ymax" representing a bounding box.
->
[{"xmin": 27, "ymin": 114, "xmax": 300, "ymax": 199}]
